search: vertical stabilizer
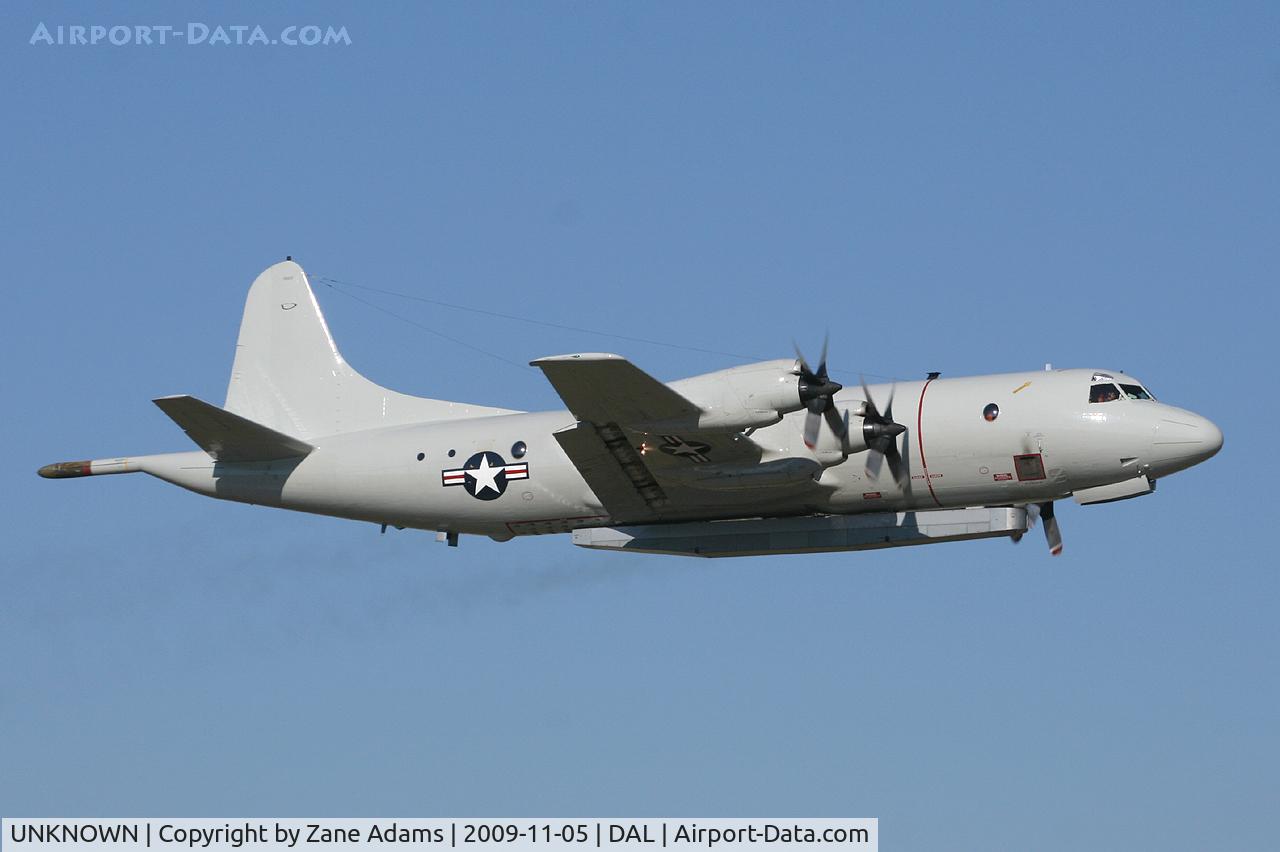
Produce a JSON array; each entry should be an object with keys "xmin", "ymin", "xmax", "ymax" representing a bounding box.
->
[{"xmin": 224, "ymin": 260, "xmax": 515, "ymax": 439}]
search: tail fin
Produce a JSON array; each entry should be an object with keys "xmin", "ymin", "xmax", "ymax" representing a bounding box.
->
[{"xmin": 224, "ymin": 260, "xmax": 515, "ymax": 439}]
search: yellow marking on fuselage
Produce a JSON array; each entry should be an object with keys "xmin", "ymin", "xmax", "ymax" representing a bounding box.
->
[{"xmin": 1012, "ymin": 381, "xmax": 1032, "ymax": 394}]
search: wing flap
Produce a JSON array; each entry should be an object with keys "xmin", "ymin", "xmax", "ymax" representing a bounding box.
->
[
  {"xmin": 153, "ymin": 395, "xmax": 314, "ymax": 462},
  {"xmin": 553, "ymin": 422, "xmax": 665, "ymax": 522}
]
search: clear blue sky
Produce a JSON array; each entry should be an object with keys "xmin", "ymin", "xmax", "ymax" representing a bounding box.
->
[{"xmin": 3, "ymin": 2, "xmax": 1276, "ymax": 849}]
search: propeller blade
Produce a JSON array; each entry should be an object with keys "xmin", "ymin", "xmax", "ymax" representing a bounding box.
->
[
  {"xmin": 795, "ymin": 338, "xmax": 849, "ymax": 453},
  {"xmin": 1040, "ymin": 501, "xmax": 1063, "ymax": 556},
  {"xmin": 823, "ymin": 404, "xmax": 847, "ymax": 440},
  {"xmin": 793, "ymin": 342, "xmax": 813, "ymax": 378},
  {"xmin": 884, "ymin": 441, "xmax": 905, "ymax": 485},
  {"xmin": 864, "ymin": 445, "xmax": 884, "ymax": 480},
  {"xmin": 859, "ymin": 376, "xmax": 881, "ymax": 421},
  {"xmin": 857, "ymin": 375, "xmax": 910, "ymax": 484},
  {"xmin": 803, "ymin": 406, "xmax": 822, "ymax": 450}
]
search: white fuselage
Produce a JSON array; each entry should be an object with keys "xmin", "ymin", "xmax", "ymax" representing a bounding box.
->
[{"xmin": 138, "ymin": 367, "xmax": 1221, "ymax": 541}]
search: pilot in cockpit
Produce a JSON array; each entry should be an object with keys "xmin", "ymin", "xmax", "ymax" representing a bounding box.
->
[
  {"xmin": 1089, "ymin": 380, "xmax": 1155, "ymax": 403},
  {"xmin": 1090, "ymin": 384, "xmax": 1121, "ymax": 403}
]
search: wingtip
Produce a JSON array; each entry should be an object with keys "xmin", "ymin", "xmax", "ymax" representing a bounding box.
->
[{"xmin": 530, "ymin": 353, "xmax": 626, "ymax": 365}]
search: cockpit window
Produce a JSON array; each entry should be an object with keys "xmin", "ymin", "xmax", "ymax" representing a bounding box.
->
[
  {"xmin": 1119, "ymin": 383, "xmax": 1153, "ymax": 400},
  {"xmin": 1089, "ymin": 383, "xmax": 1121, "ymax": 403}
]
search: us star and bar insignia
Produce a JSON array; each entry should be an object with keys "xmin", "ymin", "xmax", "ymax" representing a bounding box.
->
[
  {"xmin": 442, "ymin": 451, "xmax": 530, "ymax": 500},
  {"xmin": 658, "ymin": 435, "xmax": 712, "ymax": 463}
]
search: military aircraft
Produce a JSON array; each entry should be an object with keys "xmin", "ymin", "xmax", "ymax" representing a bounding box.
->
[{"xmin": 38, "ymin": 259, "xmax": 1222, "ymax": 557}]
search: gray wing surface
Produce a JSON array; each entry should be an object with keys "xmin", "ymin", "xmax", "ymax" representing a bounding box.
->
[
  {"xmin": 531, "ymin": 353, "xmax": 699, "ymax": 426},
  {"xmin": 534, "ymin": 354, "xmax": 768, "ymax": 521}
]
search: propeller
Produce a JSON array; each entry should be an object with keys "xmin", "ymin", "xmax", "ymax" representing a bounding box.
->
[
  {"xmin": 795, "ymin": 336, "xmax": 845, "ymax": 450},
  {"xmin": 859, "ymin": 377, "xmax": 908, "ymax": 485},
  {"xmin": 1018, "ymin": 501, "xmax": 1064, "ymax": 556}
]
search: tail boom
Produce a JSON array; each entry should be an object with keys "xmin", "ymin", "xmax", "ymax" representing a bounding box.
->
[{"xmin": 38, "ymin": 458, "xmax": 141, "ymax": 478}]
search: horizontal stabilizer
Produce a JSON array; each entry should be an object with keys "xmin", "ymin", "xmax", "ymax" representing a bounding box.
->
[{"xmin": 153, "ymin": 395, "xmax": 313, "ymax": 462}]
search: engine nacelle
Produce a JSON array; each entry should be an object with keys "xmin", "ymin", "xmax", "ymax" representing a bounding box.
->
[{"xmin": 654, "ymin": 359, "xmax": 804, "ymax": 433}]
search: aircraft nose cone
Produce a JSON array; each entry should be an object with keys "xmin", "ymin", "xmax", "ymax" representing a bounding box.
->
[
  {"xmin": 1200, "ymin": 417, "xmax": 1224, "ymax": 460},
  {"xmin": 1151, "ymin": 410, "xmax": 1224, "ymax": 473}
]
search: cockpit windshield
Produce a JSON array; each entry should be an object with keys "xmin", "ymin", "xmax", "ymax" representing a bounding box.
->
[
  {"xmin": 1089, "ymin": 384, "xmax": 1121, "ymax": 403},
  {"xmin": 1090, "ymin": 381, "xmax": 1156, "ymax": 403}
]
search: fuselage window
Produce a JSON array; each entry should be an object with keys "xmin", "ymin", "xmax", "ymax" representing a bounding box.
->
[
  {"xmin": 1119, "ymin": 383, "xmax": 1153, "ymax": 400},
  {"xmin": 1089, "ymin": 384, "xmax": 1121, "ymax": 403}
]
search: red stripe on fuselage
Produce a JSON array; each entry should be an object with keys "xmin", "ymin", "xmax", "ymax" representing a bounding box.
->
[{"xmin": 916, "ymin": 376, "xmax": 942, "ymax": 507}]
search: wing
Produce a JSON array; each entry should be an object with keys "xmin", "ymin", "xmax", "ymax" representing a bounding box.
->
[
  {"xmin": 534, "ymin": 354, "xmax": 779, "ymax": 521},
  {"xmin": 530, "ymin": 353, "xmax": 700, "ymax": 427}
]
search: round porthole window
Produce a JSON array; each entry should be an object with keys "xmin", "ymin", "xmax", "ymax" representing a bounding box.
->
[
  {"xmin": 447, "ymin": 449, "xmax": 456, "ymax": 458},
  {"xmin": 511, "ymin": 441, "xmax": 527, "ymax": 459},
  {"xmin": 416, "ymin": 452, "xmax": 425, "ymax": 461},
  {"xmin": 983, "ymin": 403, "xmax": 1000, "ymax": 422}
]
